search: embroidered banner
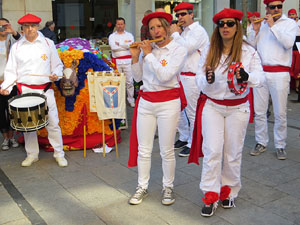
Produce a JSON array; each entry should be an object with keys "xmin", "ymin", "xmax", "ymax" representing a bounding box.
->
[{"xmin": 87, "ymin": 71, "xmax": 126, "ymax": 120}]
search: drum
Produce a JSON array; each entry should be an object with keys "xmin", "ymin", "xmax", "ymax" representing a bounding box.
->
[{"xmin": 8, "ymin": 93, "xmax": 49, "ymax": 132}]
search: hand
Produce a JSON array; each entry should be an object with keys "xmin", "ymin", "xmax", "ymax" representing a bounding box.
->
[
  {"xmin": 139, "ymin": 40, "xmax": 152, "ymax": 56},
  {"xmin": 49, "ymin": 74, "xmax": 58, "ymax": 82},
  {"xmin": 250, "ymin": 17, "xmax": 261, "ymax": 34},
  {"xmin": 206, "ymin": 66, "xmax": 215, "ymax": 84},
  {"xmin": 0, "ymin": 88, "xmax": 9, "ymax": 95},
  {"xmin": 4, "ymin": 23, "xmax": 16, "ymax": 35},
  {"xmin": 170, "ymin": 24, "xmax": 181, "ymax": 34},
  {"xmin": 265, "ymin": 14, "xmax": 274, "ymax": 28},
  {"xmin": 236, "ymin": 67, "xmax": 249, "ymax": 83},
  {"xmin": 115, "ymin": 41, "xmax": 119, "ymax": 46}
]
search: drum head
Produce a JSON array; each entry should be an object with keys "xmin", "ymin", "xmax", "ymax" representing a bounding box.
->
[{"xmin": 9, "ymin": 93, "xmax": 46, "ymax": 111}]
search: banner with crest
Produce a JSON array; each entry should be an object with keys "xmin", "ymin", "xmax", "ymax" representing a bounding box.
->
[{"xmin": 87, "ymin": 71, "xmax": 126, "ymax": 120}]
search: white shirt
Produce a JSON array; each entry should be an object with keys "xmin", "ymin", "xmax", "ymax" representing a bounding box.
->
[
  {"xmin": 247, "ymin": 14, "xmax": 297, "ymax": 67},
  {"xmin": 1, "ymin": 31, "xmax": 63, "ymax": 92},
  {"xmin": 296, "ymin": 20, "xmax": 300, "ymax": 36},
  {"xmin": 108, "ymin": 31, "xmax": 134, "ymax": 64},
  {"xmin": 171, "ymin": 21, "xmax": 209, "ymax": 74},
  {"xmin": 131, "ymin": 40, "xmax": 187, "ymax": 92},
  {"xmin": 0, "ymin": 41, "xmax": 6, "ymax": 81},
  {"xmin": 196, "ymin": 43, "xmax": 264, "ymax": 100}
]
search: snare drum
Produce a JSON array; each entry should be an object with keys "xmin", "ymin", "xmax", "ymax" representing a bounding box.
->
[{"xmin": 8, "ymin": 93, "xmax": 49, "ymax": 132}]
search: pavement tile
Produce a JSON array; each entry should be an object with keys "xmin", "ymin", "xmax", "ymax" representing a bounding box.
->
[
  {"xmin": 263, "ymin": 195, "xmax": 300, "ymax": 225},
  {"xmin": 216, "ymin": 198, "xmax": 294, "ymax": 225},
  {"xmin": 275, "ymin": 178, "xmax": 300, "ymax": 199},
  {"xmin": 239, "ymin": 177, "xmax": 288, "ymax": 206}
]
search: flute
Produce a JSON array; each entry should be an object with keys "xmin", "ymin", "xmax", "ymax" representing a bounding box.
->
[
  {"xmin": 129, "ymin": 37, "xmax": 165, "ymax": 48},
  {"xmin": 253, "ymin": 13, "xmax": 281, "ymax": 23}
]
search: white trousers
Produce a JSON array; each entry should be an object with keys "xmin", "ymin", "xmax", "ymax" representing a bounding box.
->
[
  {"xmin": 137, "ymin": 97, "xmax": 180, "ymax": 189},
  {"xmin": 254, "ymin": 72, "xmax": 289, "ymax": 148},
  {"xmin": 200, "ymin": 100, "xmax": 250, "ymax": 198},
  {"xmin": 23, "ymin": 89, "xmax": 64, "ymax": 159},
  {"xmin": 177, "ymin": 75, "xmax": 200, "ymax": 147},
  {"xmin": 116, "ymin": 63, "xmax": 135, "ymax": 105}
]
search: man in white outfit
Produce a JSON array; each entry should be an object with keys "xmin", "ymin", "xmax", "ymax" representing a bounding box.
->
[
  {"xmin": 109, "ymin": 17, "xmax": 135, "ymax": 107},
  {"xmin": 0, "ymin": 13, "xmax": 68, "ymax": 167},
  {"xmin": 170, "ymin": 2, "xmax": 209, "ymax": 157},
  {"xmin": 248, "ymin": 0, "xmax": 297, "ymax": 160}
]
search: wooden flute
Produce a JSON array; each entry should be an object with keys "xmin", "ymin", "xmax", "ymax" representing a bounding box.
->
[
  {"xmin": 253, "ymin": 13, "xmax": 281, "ymax": 23},
  {"xmin": 129, "ymin": 37, "xmax": 165, "ymax": 48}
]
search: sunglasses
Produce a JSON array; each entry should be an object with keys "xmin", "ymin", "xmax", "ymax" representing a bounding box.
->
[
  {"xmin": 268, "ymin": 4, "xmax": 283, "ymax": 10},
  {"xmin": 175, "ymin": 12, "xmax": 190, "ymax": 18},
  {"xmin": 217, "ymin": 20, "xmax": 236, "ymax": 28}
]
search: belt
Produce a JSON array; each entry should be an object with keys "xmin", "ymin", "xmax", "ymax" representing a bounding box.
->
[
  {"xmin": 263, "ymin": 65, "xmax": 290, "ymax": 73},
  {"xmin": 181, "ymin": 72, "xmax": 196, "ymax": 76}
]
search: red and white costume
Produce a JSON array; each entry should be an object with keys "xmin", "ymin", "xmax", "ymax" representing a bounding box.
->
[
  {"xmin": 247, "ymin": 14, "xmax": 297, "ymax": 149},
  {"xmin": 128, "ymin": 39, "xmax": 187, "ymax": 189},
  {"xmin": 1, "ymin": 31, "xmax": 64, "ymax": 159},
  {"xmin": 191, "ymin": 43, "xmax": 264, "ymax": 200},
  {"xmin": 108, "ymin": 31, "xmax": 135, "ymax": 105},
  {"xmin": 290, "ymin": 17, "xmax": 300, "ymax": 80},
  {"xmin": 172, "ymin": 21, "xmax": 209, "ymax": 148}
]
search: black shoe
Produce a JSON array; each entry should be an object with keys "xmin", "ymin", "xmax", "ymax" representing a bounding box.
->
[
  {"xmin": 221, "ymin": 198, "xmax": 235, "ymax": 209},
  {"xmin": 174, "ymin": 140, "xmax": 187, "ymax": 150},
  {"xmin": 178, "ymin": 146, "xmax": 190, "ymax": 157},
  {"xmin": 201, "ymin": 202, "xmax": 218, "ymax": 217}
]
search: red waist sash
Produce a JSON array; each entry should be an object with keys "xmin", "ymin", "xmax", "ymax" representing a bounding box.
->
[
  {"xmin": 188, "ymin": 94, "xmax": 249, "ymax": 165},
  {"xmin": 17, "ymin": 82, "xmax": 52, "ymax": 94},
  {"xmin": 263, "ymin": 65, "xmax": 290, "ymax": 73},
  {"xmin": 128, "ymin": 88, "xmax": 186, "ymax": 167},
  {"xmin": 111, "ymin": 55, "xmax": 132, "ymax": 65},
  {"xmin": 181, "ymin": 72, "xmax": 196, "ymax": 76}
]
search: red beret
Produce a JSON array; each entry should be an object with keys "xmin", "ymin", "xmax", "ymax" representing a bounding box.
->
[
  {"xmin": 174, "ymin": 2, "xmax": 193, "ymax": 12},
  {"xmin": 18, "ymin": 14, "xmax": 41, "ymax": 25},
  {"xmin": 247, "ymin": 12, "xmax": 254, "ymax": 18},
  {"xmin": 263, "ymin": 0, "xmax": 285, "ymax": 5},
  {"xmin": 142, "ymin": 12, "xmax": 173, "ymax": 26},
  {"xmin": 288, "ymin": 9, "xmax": 297, "ymax": 15},
  {"xmin": 253, "ymin": 11, "xmax": 261, "ymax": 17},
  {"xmin": 213, "ymin": 8, "xmax": 244, "ymax": 24}
]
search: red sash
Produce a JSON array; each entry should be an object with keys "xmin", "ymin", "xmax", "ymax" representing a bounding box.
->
[
  {"xmin": 181, "ymin": 72, "xmax": 196, "ymax": 76},
  {"xmin": 263, "ymin": 65, "xmax": 290, "ymax": 73},
  {"xmin": 128, "ymin": 88, "xmax": 185, "ymax": 167},
  {"xmin": 111, "ymin": 55, "xmax": 132, "ymax": 65},
  {"xmin": 188, "ymin": 94, "xmax": 249, "ymax": 165},
  {"xmin": 16, "ymin": 82, "xmax": 52, "ymax": 94}
]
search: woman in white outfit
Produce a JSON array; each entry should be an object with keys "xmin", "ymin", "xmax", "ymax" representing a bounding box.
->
[
  {"xmin": 128, "ymin": 12, "xmax": 187, "ymax": 206},
  {"xmin": 188, "ymin": 8, "xmax": 264, "ymax": 217}
]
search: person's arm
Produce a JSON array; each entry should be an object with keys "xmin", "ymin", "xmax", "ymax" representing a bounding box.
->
[
  {"xmin": 130, "ymin": 43, "xmax": 143, "ymax": 82},
  {"xmin": 49, "ymin": 40, "xmax": 63, "ymax": 79},
  {"xmin": 246, "ymin": 49, "xmax": 265, "ymax": 87},
  {"xmin": 1, "ymin": 45, "xmax": 18, "ymax": 93},
  {"xmin": 270, "ymin": 19, "xmax": 297, "ymax": 50},
  {"xmin": 171, "ymin": 26, "xmax": 209, "ymax": 54},
  {"xmin": 119, "ymin": 33, "xmax": 134, "ymax": 49}
]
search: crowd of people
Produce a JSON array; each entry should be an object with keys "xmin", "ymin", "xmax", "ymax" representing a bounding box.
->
[{"xmin": 0, "ymin": 0, "xmax": 299, "ymax": 218}]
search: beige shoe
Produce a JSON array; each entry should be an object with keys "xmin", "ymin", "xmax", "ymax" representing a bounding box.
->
[
  {"xmin": 55, "ymin": 157, "xmax": 68, "ymax": 167},
  {"xmin": 21, "ymin": 157, "xmax": 39, "ymax": 167}
]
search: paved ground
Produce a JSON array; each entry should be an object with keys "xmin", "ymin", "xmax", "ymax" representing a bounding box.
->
[{"xmin": 0, "ymin": 91, "xmax": 300, "ymax": 225}]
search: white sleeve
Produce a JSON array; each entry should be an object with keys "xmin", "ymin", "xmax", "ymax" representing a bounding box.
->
[
  {"xmin": 49, "ymin": 39, "xmax": 63, "ymax": 78},
  {"xmin": 2, "ymin": 45, "xmax": 18, "ymax": 93}
]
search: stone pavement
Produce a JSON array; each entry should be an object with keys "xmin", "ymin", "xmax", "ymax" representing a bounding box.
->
[{"xmin": 0, "ymin": 91, "xmax": 300, "ymax": 225}]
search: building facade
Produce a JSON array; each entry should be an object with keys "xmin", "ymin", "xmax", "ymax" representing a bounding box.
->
[{"xmin": 0, "ymin": 0, "xmax": 299, "ymax": 42}]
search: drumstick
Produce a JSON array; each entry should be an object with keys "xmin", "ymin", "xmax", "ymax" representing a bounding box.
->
[
  {"xmin": 129, "ymin": 37, "xmax": 165, "ymax": 48},
  {"xmin": 2, "ymin": 79, "xmax": 17, "ymax": 91},
  {"xmin": 253, "ymin": 13, "xmax": 281, "ymax": 23},
  {"xmin": 29, "ymin": 74, "xmax": 63, "ymax": 77}
]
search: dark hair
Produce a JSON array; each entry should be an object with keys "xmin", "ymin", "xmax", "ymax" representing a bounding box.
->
[
  {"xmin": 45, "ymin": 21, "xmax": 55, "ymax": 28},
  {"xmin": 116, "ymin": 17, "xmax": 125, "ymax": 24},
  {"xmin": 0, "ymin": 18, "xmax": 10, "ymax": 23}
]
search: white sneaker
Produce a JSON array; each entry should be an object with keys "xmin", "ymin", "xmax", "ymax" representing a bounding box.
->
[
  {"xmin": 21, "ymin": 157, "xmax": 39, "ymax": 167},
  {"xmin": 55, "ymin": 157, "xmax": 68, "ymax": 167},
  {"xmin": 2, "ymin": 139, "xmax": 10, "ymax": 151},
  {"xmin": 10, "ymin": 138, "xmax": 19, "ymax": 148}
]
